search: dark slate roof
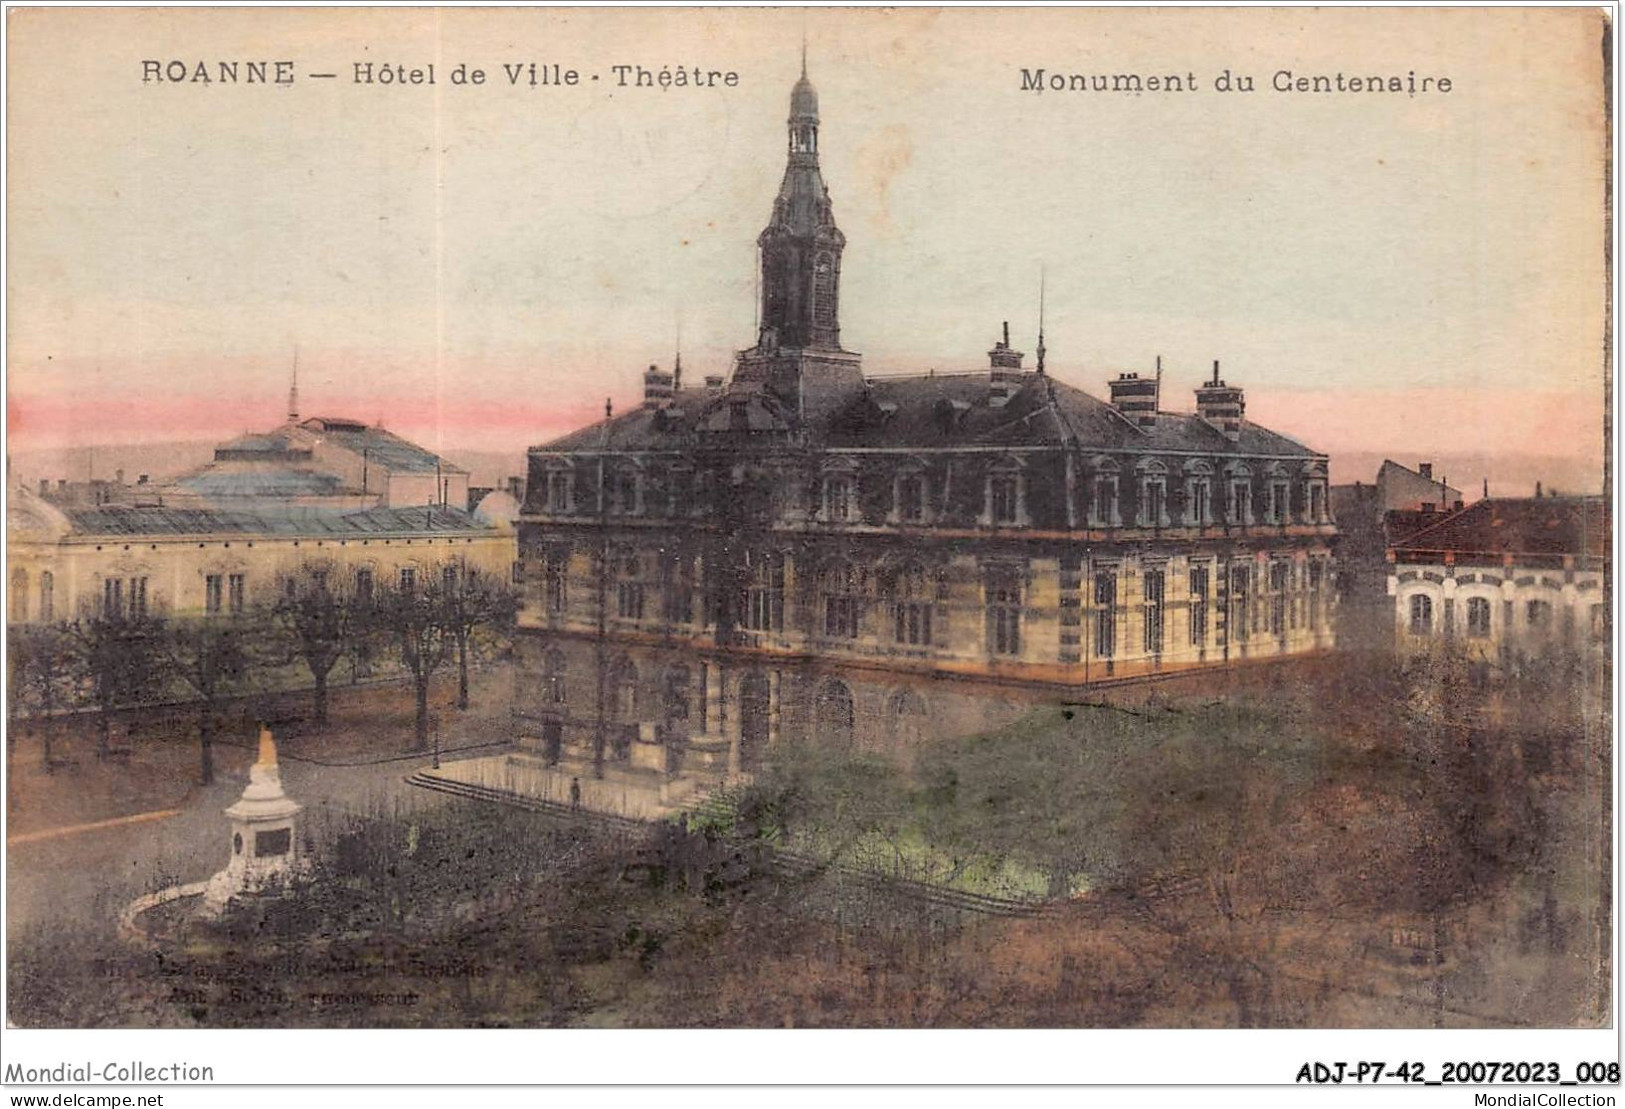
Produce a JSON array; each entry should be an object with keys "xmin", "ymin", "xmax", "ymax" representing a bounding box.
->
[
  {"xmin": 62, "ymin": 504, "xmax": 496, "ymax": 539},
  {"xmin": 535, "ymin": 371, "xmax": 1325, "ymax": 459},
  {"xmin": 301, "ymin": 419, "xmax": 466, "ymax": 475},
  {"xmin": 1391, "ymin": 497, "xmax": 1609, "ymax": 560},
  {"xmin": 175, "ymin": 468, "xmax": 347, "ymax": 498}
]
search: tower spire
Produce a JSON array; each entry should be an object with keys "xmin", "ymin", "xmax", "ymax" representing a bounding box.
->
[
  {"xmin": 1036, "ymin": 266, "xmax": 1047, "ymax": 375},
  {"xmin": 288, "ymin": 349, "xmax": 300, "ymax": 423},
  {"xmin": 673, "ymin": 313, "xmax": 683, "ymax": 392}
]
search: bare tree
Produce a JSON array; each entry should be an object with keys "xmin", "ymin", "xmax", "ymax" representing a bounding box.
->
[
  {"xmin": 157, "ymin": 613, "xmax": 259, "ymax": 785},
  {"xmin": 8, "ymin": 621, "xmax": 75, "ymax": 770},
  {"xmin": 440, "ymin": 563, "xmax": 519, "ymax": 711},
  {"xmin": 375, "ymin": 573, "xmax": 454, "ymax": 750},
  {"xmin": 65, "ymin": 608, "xmax": 164, "ymax": 759},
  {"xmin": 272, "ymin": 564, "xmax": 365, "ymax": 729}
]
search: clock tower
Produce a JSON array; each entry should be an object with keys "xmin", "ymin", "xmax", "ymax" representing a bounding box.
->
[{"xmin": 734, "ymin": 58, "xmax": 863, "ymax": 424}]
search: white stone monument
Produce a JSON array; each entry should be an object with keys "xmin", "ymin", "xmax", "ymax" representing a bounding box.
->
[{"xmin": 202, "ymin": 726, "xmax": 304, "ymax": 915}]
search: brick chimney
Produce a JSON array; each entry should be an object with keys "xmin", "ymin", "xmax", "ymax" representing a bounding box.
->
[
  {"xmin": 642, "ymin": 363, "xmax": 675, "ymax": 408},
  {"xmin": 1195, "ymin": 360, "xmax": 1244, "ymax": 441},
  {"xmin": 1108, "ymin": 372, "xmax": 1159, "ymax": 428},
  {"xmin": 987, "ymin": 321, "xmax": 1025, "ymax": 408}
]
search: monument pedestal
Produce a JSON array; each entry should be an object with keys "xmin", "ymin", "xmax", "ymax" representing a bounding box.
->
[{"xmin": 203, "ymin": 728, "xmax": 304, "ymax": 916}]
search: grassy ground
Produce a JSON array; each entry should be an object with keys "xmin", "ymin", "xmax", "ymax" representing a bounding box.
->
[{"xmin": 6, "ymin": 651, "xmax": 1610, "ymax": 1028}]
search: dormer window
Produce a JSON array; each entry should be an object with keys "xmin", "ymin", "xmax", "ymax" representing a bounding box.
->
[
  {"xmin": 546, "ymin": 469, "xmax": 574, "ymax": 513},
  {"xmin": 894, "ymin": 468, "xmax": 928, "ymax": 524},
  {"xmin": 991, "ymin": 475, "xmax": 1019, "ymax": 523},
  {"xmin": 1224, "ymin": 464, "xmax": 1254, "ymax": 526},
  {"xmin": 1136, "ymin": 459, "xmax": 1170, "ymax": 528},
  {"xmin": 1308, "ymin": 482, "xmax": 1325, "ymax": 523},
  {"xmin": 985, "ymin": 457, "xmax": 1027, "ymax": 526},
  {"xmin": 1088, "ymin": 458, "xmax": 1121, "ymax": 528},
  {"xmin": 1184, "ymin": 460, "xmax": 1214, "ymax": 526},
  {"xmin": 610, "ymin": 465, "xmax": 642, "ymax": 516},
  {"xmin": 823, "ymin": 473, "xmax": 855, "ymax": 522},
  {"xmin": 1264, "ymin": 466, "xmax": 1290, "ymax": 525}
]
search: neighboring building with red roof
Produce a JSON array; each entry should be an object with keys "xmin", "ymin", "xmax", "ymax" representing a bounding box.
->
[{"xmin": 1387, "ymin": 495, "xmax": 1609, "ymax": 663}]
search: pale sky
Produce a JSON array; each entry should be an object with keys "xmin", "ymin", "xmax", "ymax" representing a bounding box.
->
[{"xmin": 6, "ymin": 7, "xmax": 1609, "ymax": 484}]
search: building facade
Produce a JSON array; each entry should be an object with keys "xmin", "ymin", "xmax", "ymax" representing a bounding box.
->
[
  {"xmin": 9, "ymin": 415, "xmax": 515, "ymax": 626},
  {"xmin": 1388, "ymin": 495, "xmax": 1608, "ymax": 666},
  {"xmin": 513, "ymin": 67, "xmax": 1337, "ymax": 770}
]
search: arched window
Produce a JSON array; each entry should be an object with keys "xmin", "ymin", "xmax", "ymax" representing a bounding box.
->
[
  {"xmin": 1409, "ymin": 594, "xmax": 1434, "ymax": 635},
  {"xmin": 889, "ymin": 688, "xmax": 928, "ymax": 749},
  {"xmin": 10, "ymin": 568, "xmax": 27, "ymax": 622},
  {"xmin": 815, "ymin": 679, "xmax": 855, "ymax": 749},
  {"xmin": 821, "ymin": 560, "xmax": 864, "ymax": 639},
  {"xmin": 890, "ymin": 563, "xmax": 935, "ymax": 647},
  {"xmin": 1466, "ymin": 597, "xmax": 1492, "ymax": 638}
]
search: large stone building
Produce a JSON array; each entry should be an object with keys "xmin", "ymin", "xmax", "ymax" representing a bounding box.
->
[
  {"xmin": 1388, "ymin": 494, "xmax": 1608, "ymax": 667},
  {"xmin": 9, "ymin": 410, "xmax": 514, "ymax": 625},
  {"xmin": 513, "ymin": 66, "xmax": 1337, "ymax": 771}
]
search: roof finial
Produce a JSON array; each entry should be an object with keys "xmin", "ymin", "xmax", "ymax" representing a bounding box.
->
[
  {"xmin": 801, "ymin": 28, "xmax": 808, "ymax": 78},
  {"xmin": 1036, "ymin": 266, "xmax": 1047, "ymax": 376},
  {"xmin": 288, "ymin": 348, "xmax": 300, "ymax": 423},
  {"xmin": 673, "ymin": 312, "xmax": 683, "ymax": 392}
]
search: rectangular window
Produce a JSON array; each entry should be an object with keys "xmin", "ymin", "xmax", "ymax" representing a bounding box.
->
[
  {"xmin": 1308, "ymin": 561, "xmax": 1324, "ymax": 631},
  {"xmin": 356, "ymin": 569, "xmax": 374, "ymax": 601},
  {"xmin": 544, "ymin": 549, "xmax": 568, "ymax": 615},
  {"xmin": 546, "ymin": 471, "xmax": 572, "ymax": 512},
  {"xmin": 1093, "ymin": 570, "xmax": 1117, "ymax": 658},
  {"xmin": 824, "ymin": 476, "xmax": 854, "ymax": 522},
  {"xmin": 129, "ymin": 577, "xmax": 149, "ymax": 619},
  {"xmin": 824, "ymin": 594, "xmax": 860, "ymax": 638},
  {"xmin": 1467, "ymin": 596, "xmax": 1491, "ymax": 637},
  {"xmin": 1093, "ymin": 477, "xmax": 1119, "ymax": 527},
  {"xmin": 1189, "ymin": 480, "xmax": 1211, "ymax": 526},
  {"xmin": 1141, "ymin": 481, "xmax": 1166, "ymax": 528},
  {"xmin": 1230, "ymin": 564, "xmax": 1251, "ymax": 642},
  {"xmin": 1309, "ymin": 484, "xmax": 1324, "ymax": 523},
  {"xmin": 103, "ymin": 577, "xmax": 123, "ymax": 617},
  {"xmin": 228, "ymin": 573, "xmax": 245, "ymax": 614},
  {"xmin": 1526, "ymin": 599, "xmax": 1552, "ymax": 632},
  {"xmin": 443, "ymin": 565, "xmax": 459, "ymax": 591},
  {"xmin": 987, "ymin": 573, "xmax": 1022, "ymax": 656},
  {"xmin": 1409, "ymin": 594, "xmax": 1433, "ymax": 635},
  {"xmin": 617, "ymin": 581, "xmax": 645, "ymax": 621},
  {"xmin": 39, "ymin": 571, "xmax": 53, "ymax": 622},
  {"xmin": 744, "ymin": 555, "xmax": 784, "ymax": 632},
  {"xmin": 894, "ymin": 602, "xmax": 934, "ymax": 646},
  {"xmin": 1269, "ymin": 563, "xmax": 1287, "ymax": 636},
  {"xmin": 896, "ymin": 474, "xmax": 926, "ymax": 522},
  {"xmin": 204, "ymin": 574, "xmax": 222, "ymax": 615},
  {"xmin": 1230, "ymin": 481, "xmax": 1251, "ymax": 525},
  {"xmin": 399, "ymin": 567, "xmax": 416, "ymax": 592},
  {"xmin": 1189, "ymin": 565, "xmax": 1209, "ymax": 646},
  {"xmin": 1143, "ymin": 568, "xmax": 1165, "ymax": 655},
  {"xmin": 1270, "ymin": 482, "xmax": 1291, "ymax": 524}
]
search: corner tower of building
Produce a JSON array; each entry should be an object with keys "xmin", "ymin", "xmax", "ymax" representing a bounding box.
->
[{"xmin": 735, "ymin": 58, "xmax": 863, "ymax": 425}]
